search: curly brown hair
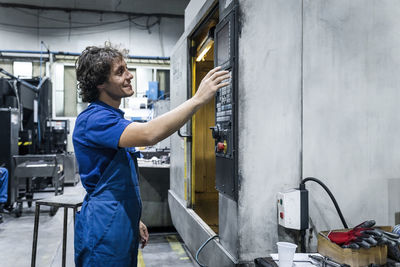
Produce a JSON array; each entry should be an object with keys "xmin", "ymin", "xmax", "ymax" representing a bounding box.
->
[{"xmin": 76, "ymin": 45, "xmax": 125, "ymax": 103}]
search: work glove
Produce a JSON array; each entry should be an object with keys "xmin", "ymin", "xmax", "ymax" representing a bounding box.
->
[{"xmin": 328, "ymin": 220, "xmax": 400, "ymax": 249}]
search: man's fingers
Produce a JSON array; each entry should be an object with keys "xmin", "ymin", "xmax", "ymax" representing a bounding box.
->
[
  {"xmin": 214, "ymin": 73, "xmax": 231, "ymax": 84},
  {"xmin": 216, "ymin": 82, "xmax": 230, "ymax": 89},
  {"xmin": 204, "ymin": 66, "xmax": 222, "ymax": 80},
  {"xmin": 210, "ymin": 70, "xmax": 229, "ymax": 81},
  {"xmin": 141, "ymin": 238, "xmax": 148, "ymax": 249},
  {"xmin": 139, "ymin": 221, "xmax": 149, "ymax": 249}
]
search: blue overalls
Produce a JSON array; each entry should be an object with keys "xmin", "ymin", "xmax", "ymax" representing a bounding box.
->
[{"xmin": 75, "ymin": 148, "xmax": 142, "ymax": 267}]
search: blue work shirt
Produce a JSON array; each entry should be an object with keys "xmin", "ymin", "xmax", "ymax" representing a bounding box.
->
[{"xmin": 73, "ymin": 100, "xmax": 132, "ymax": 194}]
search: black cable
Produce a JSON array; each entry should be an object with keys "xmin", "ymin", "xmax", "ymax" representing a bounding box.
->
[
  {"xmin": 0, "ymin": 3, "xmax": 184, "ymax": 19},
  {"xmin": 0, "ymin": 18, "xmax": 129, "ymax": 29},
  {"xmin": 195, "ymin": 235, "xmax": 219, "ymax": 267},
  {"xmin": 14, "ymin": 7, "xmax": 101, "ymax": 25},
  {"xmin": 129, "ymin": 16, "xmax": 160, "ymax": 30},
  {"xmin": 300, "ymin": 229, "xmax": 306, "ymax": 253},
  {"xmin": 0, "ymin": 16, "xmax": 161, "ymax": 31},
  {"xmin": 301, "ymin": 177, "xmax": 348, "ymax": 229}
]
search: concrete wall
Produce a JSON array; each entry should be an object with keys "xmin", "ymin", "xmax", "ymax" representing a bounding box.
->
[
  {"xmin": 303, "ymin": 0, "xmax": 400, "ymax": 248},
  {"xmin": 237, "ymin": 0, "xmax": 302, "ymax": 261},
  {"xmin": 0, "ymin": 6, "xmax": 184, "ymax": 56},
  {"xmin": 238, "ymin": 0, "xmax": 400, "ymax": 260},
  {"xmin": 185, "ymin": 0, "xmax": 208, "ymax": 32}
]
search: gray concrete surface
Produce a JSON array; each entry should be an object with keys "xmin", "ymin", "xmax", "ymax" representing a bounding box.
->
[
  {"xmin": 302, "ymin": 0, "xmax": 400, "ymax": 231},
  {"xmin": 237, "ymin": 0, "xmax": 303, "ymax": 262},
  {"xmin": 0, "ymin": 185, "xmax": 86, "ymax": 267}
]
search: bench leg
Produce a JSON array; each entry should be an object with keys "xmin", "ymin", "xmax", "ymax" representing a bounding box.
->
[
  {"xmin": 62, "ymin": 207, "xmax": 68, "ymax": 267},
  {"xmin": 31, "ymin": 204, "xmax": 40, "ymax": 267}
]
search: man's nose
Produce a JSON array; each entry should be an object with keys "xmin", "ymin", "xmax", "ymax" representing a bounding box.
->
[{"xmin": 127, "ymin": 71, "xmax": 134, "ymax": 80}]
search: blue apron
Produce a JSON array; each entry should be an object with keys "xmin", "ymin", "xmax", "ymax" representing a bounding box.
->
[{"xmin": 75, "ymin": 148, "xmax": 142, "ymax": 267}]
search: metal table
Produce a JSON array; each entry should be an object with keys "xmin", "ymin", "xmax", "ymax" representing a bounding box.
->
[
  {"xmin": 31, "ymin": 194, "xmax": 83, "ymax": 267},
  {"xmin": 13, "ymin": 154, "xmax": 65, "ymax": 216}
]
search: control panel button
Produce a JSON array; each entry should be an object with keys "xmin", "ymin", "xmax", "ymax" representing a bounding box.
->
[
  {"xmin": 210, "ymin": 125, "xmax": 222, "ymax": 139},
  {"xmin": 217, "ymin": 140, "xmax": 228, "ymax": 153},
  {"xmin": 217, "ymin": 142, "xmax": 225, "ymax": 152}
]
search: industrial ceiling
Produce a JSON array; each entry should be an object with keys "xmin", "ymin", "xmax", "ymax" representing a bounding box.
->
[{"xmin": 0, "ymin": 0, "xmax": 190, "ymax": 16}]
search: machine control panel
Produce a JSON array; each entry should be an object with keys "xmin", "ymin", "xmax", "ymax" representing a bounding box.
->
[
  {"xmin": 211, "ymin": 4, "xmax": 238, "ymax": 200},
  {"xmin": 213, "ymin": 78, "xmax": 233, "ymax": 158}
]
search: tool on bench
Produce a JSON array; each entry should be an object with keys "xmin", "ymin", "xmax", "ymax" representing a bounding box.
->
[{"xmin": 309, "ymin": 255, "xmax": 350, "ymax": 267}]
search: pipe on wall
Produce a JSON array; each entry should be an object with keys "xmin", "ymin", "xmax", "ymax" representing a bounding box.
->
[{"xmin": 0, "ymin": 49, "xmax": 170, "ymax": 60}]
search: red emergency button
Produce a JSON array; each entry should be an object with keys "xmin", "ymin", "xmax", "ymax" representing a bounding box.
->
[
  {"xmin": 280, "ymin": 212, "xmax": 284, "ymax": 219},
  {"xmin": 217, "ymin": 140, "xmax": 228, "ymax": 153},
  {"xmin": 217, "ymin": 142, "xmax": 225, "ymax": 151}
]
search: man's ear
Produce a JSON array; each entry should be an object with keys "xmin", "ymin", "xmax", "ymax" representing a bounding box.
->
[{"xmin": 97, "ymin": 83, "xmax": 105, "ymax": 90}]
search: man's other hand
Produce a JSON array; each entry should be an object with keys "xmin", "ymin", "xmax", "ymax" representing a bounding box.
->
[{"xmin": 139, "ymin": 220, "xmax": 149, "ymax": 249}]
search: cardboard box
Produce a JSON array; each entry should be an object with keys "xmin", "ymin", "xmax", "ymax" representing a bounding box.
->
[{"xmin": 317, "ymin": 227, "xmax": 391, "ymax": 267}]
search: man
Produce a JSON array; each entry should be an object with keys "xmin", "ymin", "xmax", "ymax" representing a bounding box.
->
[{"xmin": 73, "ymin": 45, "xmax": 229, "ymax": 266}]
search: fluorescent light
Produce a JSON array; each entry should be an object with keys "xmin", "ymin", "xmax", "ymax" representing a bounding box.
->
[{"xmin": 196, "ymin": 43, "xmax": 212, "ymax": 62}]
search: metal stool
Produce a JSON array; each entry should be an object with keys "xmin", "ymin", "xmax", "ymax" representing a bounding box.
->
[{"xmin": 31, "ymin": 195, "xmax": 83, "ymax": 267}]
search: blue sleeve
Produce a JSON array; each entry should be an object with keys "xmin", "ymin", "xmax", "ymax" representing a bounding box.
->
[{"xmin": 85, "ymin": 110, "xmax": 131, "ymax": 149}]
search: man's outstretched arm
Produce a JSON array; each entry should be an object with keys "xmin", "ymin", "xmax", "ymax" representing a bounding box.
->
[{"xmin": 118, "ymin": 66, "xmax": 230, "ymax": 147}]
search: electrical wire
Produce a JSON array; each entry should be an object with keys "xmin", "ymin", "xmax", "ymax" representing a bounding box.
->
[
  {"xmin": 0, "ymin": 17, "xmax": 161, "ymax": 36},
  {"xmin": 0, "ymin": 25, "xmax": 127, "ymax": 36},
  {"xmin": 14, "ymin": 7, "xmax": 101, "ymax": 25},
  {"xmin": 300, "ymin": 229, "xmax": 306, "ymax": 253},
  {"xmin": 129, "ymin": 16, "xmax": 160, "ymax": 30},
  {"xmin": 114, "ymin": 0, "xmax": 122, "ymax": 10},
  {"xmin": 195, "ymin": 235, "xmax": 219, "ymax": 267},
  {"xmin": 300, "ymin": 177, "xmax": 348, "ymax": 229},
  {"xmin": 0, "ymin": 6, "xmax": 165, "ymax": 38},
  {"xmin": 0, "ymin": 18, "xmax": 129, "ymax": 29}
]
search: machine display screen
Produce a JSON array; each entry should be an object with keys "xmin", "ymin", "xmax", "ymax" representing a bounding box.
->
[{"xmin": 216, "ymin": 22, "xmax": 230, "ymax": 67}]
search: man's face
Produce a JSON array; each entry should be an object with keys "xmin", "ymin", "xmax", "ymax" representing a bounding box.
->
[{"xmin": 99, "ymin": 58, "xmax": 134, "ymax": 100}]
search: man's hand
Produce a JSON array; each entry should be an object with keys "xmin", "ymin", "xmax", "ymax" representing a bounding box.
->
[
  {"xmin": 193, "ymin": 66, "xmax": 230, "ymax": 105},
  {"xmin": 139, "ymin": 221, "xmax": 149, "ymax": 249}
]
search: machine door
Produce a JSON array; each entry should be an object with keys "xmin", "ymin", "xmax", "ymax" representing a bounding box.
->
[{"xmin": 212, "ymin": 4, "xmax": 238, "ymax": 200}]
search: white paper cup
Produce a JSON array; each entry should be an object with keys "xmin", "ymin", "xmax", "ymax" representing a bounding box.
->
[{"xmin": 277, "ymin": 242, "xmax": 297, "ymax": 267}]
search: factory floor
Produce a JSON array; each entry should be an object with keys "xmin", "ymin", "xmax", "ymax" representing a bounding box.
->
[{"xmin": 0, "ymin": 182, "xmax": 197, "ymax": 267}]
